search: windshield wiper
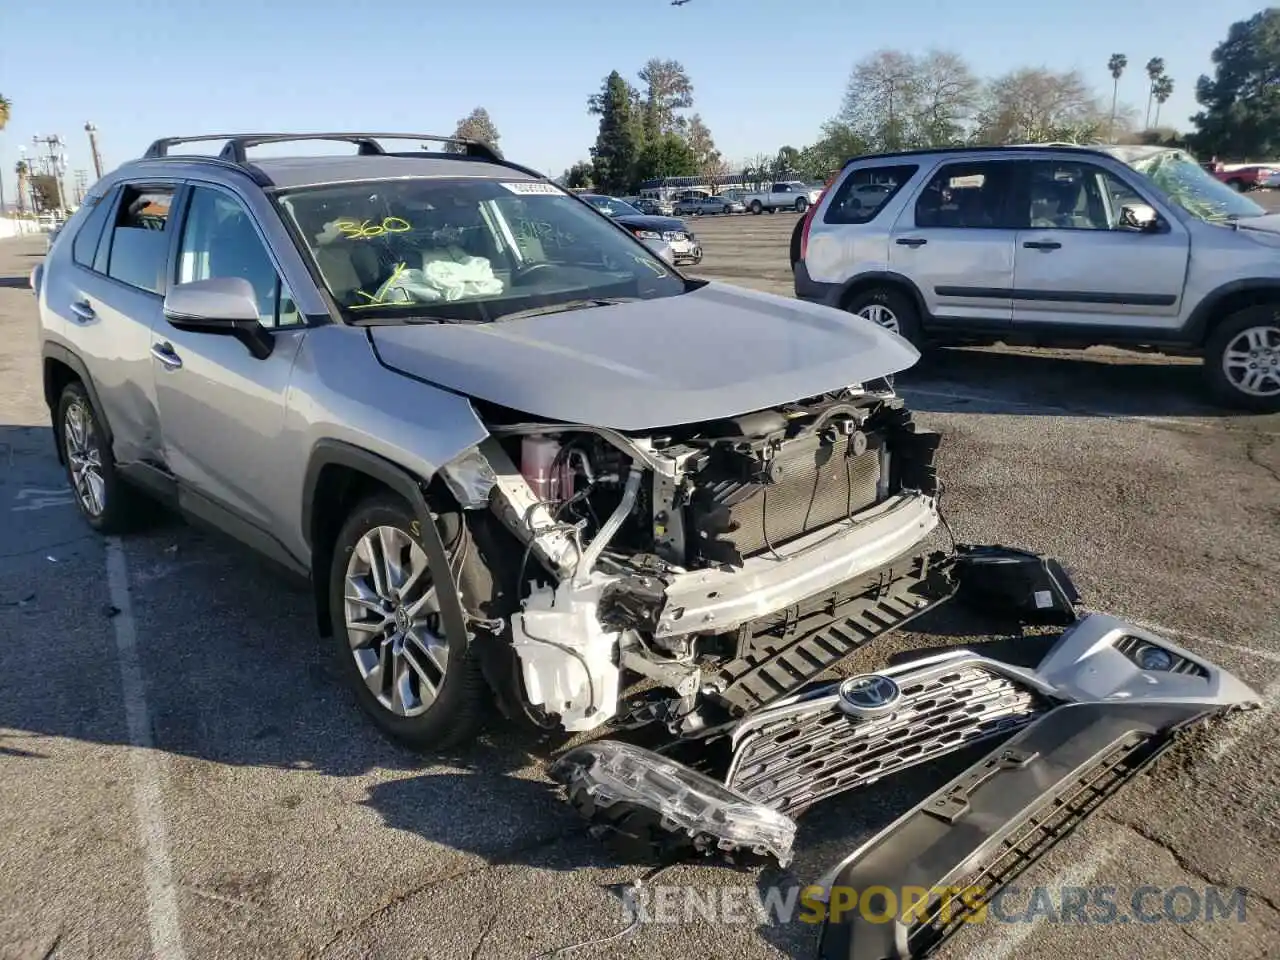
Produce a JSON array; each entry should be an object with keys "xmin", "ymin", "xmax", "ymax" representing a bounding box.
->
[{"xmin": 494, "ymin": 297, "xmax": 640, "ymax": 322}]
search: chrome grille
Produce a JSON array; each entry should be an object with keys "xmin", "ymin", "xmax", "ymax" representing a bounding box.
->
[
  {"xmin": 662, "ymin": 230, "xmax": 689, "ymax": 242},
  {"xmin": 725, "ymin": 665, "xmax": 1046, "ymax": 813}
]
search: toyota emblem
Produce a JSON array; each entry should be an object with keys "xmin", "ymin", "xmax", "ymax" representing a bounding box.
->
[{"xmin": 837, "ymin": 673, "xmax": 902, "ymax": 717}]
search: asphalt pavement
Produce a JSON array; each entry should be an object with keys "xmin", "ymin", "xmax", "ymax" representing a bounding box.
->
[{"xmin": 2, "ymin": 207, "xmax": 1279, "ymax": 960}]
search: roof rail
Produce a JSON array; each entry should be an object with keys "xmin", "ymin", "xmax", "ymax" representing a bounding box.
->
[{"xmin": 141, "ymin": 132, "xmax": 504, "ymax": 164}]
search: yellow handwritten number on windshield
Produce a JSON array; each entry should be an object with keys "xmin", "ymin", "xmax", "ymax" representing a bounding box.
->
[{"xmin": 335, "ymin": 217, "xmax": 412, "ymax": 240}]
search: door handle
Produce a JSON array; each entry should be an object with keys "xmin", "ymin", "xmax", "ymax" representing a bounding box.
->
[
  {"xmin": 150, "ymin": 342, "xmax": 183, "ymax": 370},
  {"xmin": 69, "ymin": 301, "xmax": 96, "ymax": 323},
  {"xmin": 1022, "ymin": 240, "xmax": 1062, "ymax": 250},
  {"xmin": 895, "ymin": 237, "xmax": 928, "ymax": 247}
]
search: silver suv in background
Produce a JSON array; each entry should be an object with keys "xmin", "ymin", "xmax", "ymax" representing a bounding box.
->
[
  {"xmin": 32, "ymin": 132, "xmax": 941, "ymax": 750},
  {"xmin": 794, "ymin": 144, "xmax": 1280, "ymax": 411}
]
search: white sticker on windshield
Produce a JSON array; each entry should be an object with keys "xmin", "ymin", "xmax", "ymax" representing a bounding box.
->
[{"xmin": 499, "ymin": 181, "xmax": 563, "ymax": 195}]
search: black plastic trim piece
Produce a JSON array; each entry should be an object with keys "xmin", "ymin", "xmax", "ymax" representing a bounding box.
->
[
  {"xmin": 816, "ymin": 700, "xmax": 1209, "ymax": 960},
  {"xmin": 177, "ymin": 485, "xmax": 309, "ymax": 580},
  {"xmin": 934, "ymin": 286, "xmax": 1177, "ymax": 307},
  {"xmin": 1181, "ymin": 277, "xmax": 1280, "ymax": 345}
]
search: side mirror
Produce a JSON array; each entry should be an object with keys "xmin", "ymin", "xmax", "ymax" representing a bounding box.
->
[
  {"xmin": 1120, "ymin": 203, "xmax": 1162, "ymax": 232},
  {"xmin": 163, "ymin": 277, "xmax": 274, "ymax": 359}
]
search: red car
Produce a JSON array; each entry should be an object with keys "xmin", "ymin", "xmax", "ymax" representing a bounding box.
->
[{"xmin": 1205, "ymin": 161, "xmax": 1275, "ymax": 191}]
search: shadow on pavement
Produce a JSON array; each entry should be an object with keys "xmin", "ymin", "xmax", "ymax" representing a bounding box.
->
[{"xmin": 899, "ymin": 346, "xmax": 1231, "ymax": 420}]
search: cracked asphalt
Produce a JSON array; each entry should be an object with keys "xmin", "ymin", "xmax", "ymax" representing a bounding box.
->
[{"xmin": 2, "ymin": 205, "xmax": 1279, "ymax": 960}]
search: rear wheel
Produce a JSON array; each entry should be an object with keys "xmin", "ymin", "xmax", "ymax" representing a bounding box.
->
[
  {"xmin": 1204, "ymin": 306, "xmax": 1280, "ymax": 412},
  {"xmin": 844, "ymin": 286, "xmax": 923, "ymax": 346},
  {"xmin": 56, "ymin": 381, "xmax": 145, "ymax": 534},
  {"xmin": 329, "ymin": 492, "xmax": 487, "ymax": 749}
]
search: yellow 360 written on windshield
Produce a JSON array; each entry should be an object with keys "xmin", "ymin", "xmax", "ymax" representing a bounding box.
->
[{"xmin": 334, "ymin": 217, "xmax": 412, "ymax": 240}]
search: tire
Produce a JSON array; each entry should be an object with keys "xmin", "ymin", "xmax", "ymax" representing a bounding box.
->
[
  {"xmin": 56, "ymin": 381, "xmax": 145, "ymax": 534},
  {"xmin": 750, "ymin": 200, "xmax": 763, "ymax": 215},
  {"xmin": 1203, "ymin": 305, "xmax": 1280, "ymax": 412},
  {"xmin": 844, "ymin": 286, "xmax": 923, "ymax": 346},
  {"xmin": 1229, "ymin": 179, "xmax": 1245, "ymax": 192},
  {"xmin": 795, "ymin": 198, "xmax": 808, "ymax": 213},
  {"xmin": 789, "ymin": 216, "xmax": 804, "ymax": 269},
  {"xmin": 767, "ymin": 206, "xmax": 777, "ymax": 214},
  {"xmin": 722, "ymin": 205, "xmax": 731, "ymax": 215},
  {"xmin": 328, "ymin": 491, "xmax": 488, "ymax": 749}
]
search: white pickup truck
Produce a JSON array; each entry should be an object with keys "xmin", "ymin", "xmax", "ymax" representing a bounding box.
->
[{"xmin": 742, "ymin": 180, "xmax": 823, "ymax": 215}]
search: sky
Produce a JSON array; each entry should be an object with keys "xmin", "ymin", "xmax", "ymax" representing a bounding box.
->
[{"xmin": 0, "ymin": 0, "xmax": 1269, "ymax": 196}]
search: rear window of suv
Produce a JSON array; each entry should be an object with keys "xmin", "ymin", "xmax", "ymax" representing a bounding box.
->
[{"xmin": 824, "ymin": 165, "xmax": 918, "ymax": 224}]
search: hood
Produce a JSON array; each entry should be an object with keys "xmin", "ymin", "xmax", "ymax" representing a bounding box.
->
[
  {"xmin": 614, "ymin": 214, "xmax": 689, "ymax": 234},
  {"xmin": 369, "ymin": 282, "xmax": 920, "ymax": 432}
]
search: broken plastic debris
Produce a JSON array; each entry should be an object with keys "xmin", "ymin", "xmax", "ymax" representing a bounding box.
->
[{"xmin": 550, "ymin": 740, "xmax": 798, "ymax": 867}]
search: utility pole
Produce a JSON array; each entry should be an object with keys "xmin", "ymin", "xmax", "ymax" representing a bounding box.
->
[
  {"xmin": 32, "ymin": 134, "xmax": 69, "ymax": 213},
  {"xmin": 85, "ymin": 122, "xmax": 104, "ymax": 179},
  {"xmin": 73, "ymin": 170, "xmax": 89, "ymax": 205}
]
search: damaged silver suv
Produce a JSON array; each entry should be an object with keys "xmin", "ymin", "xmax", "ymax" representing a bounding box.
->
[{"xmin": 33, "ymin": 132, "xmax": 943, "ymax": 748}]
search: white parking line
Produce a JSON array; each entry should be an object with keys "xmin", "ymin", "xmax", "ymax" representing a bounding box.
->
[{"xmin": 106, "ymin": 537, "xmax": 187, "ymax": 960}]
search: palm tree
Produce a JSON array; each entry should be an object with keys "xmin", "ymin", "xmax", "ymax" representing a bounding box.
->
[
  {"xmin": 1107, "ymin": 54, "xmax": 1127, "ymax": 141},
  {"xmin": 1144, "ymin": 58, "xmax": 1165, "ymax": 129},
  {"xmin": 0, "ymin": 94, "xmax": 10, "ymax": 130},
  {"xmin": 14, "ymin": 160, "xmax": 28, "ymax": 215},
  {"xmin": 1152, "ymin": 75, "xmax": 1174, "ymax": 129}
]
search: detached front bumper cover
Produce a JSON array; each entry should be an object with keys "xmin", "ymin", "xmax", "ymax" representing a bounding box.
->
[{"xmin": 553, "ymin": 613, "xmax": 1259, "ymax": 909}]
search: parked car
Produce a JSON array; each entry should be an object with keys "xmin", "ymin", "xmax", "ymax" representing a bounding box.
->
[
  {"xmin": 1207, "ymin": 162, "xmax": 1275, "ymax": 192},
  {"xmin": 793, "ymin": 143, "xmax": 1280, "ymax": 411},
  {"xmin": 33, "ymin": 132, "xmax": 939, "ymax": 752},
  {"xmin": 578, "ymin": 193, "xmax": 702, "ymax": 264},
  {"xmin": 673, "ymin": 195, "xmax": 745, "ymax": 216},
  {"xmin": 742, "ymin": 181, "xmax": 823, "ymax": 214},
  {"xmin": 634, "ymin": 197, "xmax": 675, "ymax": 216}
]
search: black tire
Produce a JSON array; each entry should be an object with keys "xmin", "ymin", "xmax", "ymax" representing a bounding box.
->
[
  {"xmin": 722, "ymin": 205, "xmax": 731, "ymax": 215},
  {"xmin": 795, "ymin": 197, "xmax": 808, "ymax": 213},
  {"xmin": 55, "ymin": 381, "xmax": 146, "ymax": 534},
  {"xmin": 1228, "ymin": 179, "xmax": 1245, "ymax": 192},
  {"xmin": 767, "ymin": 206, "xmax": 777, "ymax": 214},
  {"xmin": 844, "ymin": 286, "xmax": 923, "ymax": 347},
  {"xmin": 328, "ymin": 491, "xmax": 487, "ymax": 749},
  {"xmin": 1203, "ymin": 305, "xmax": 1280, "ymax": 412},
  {"xmin": 750, "ymin": 200, "xmax": 763, "ymax": 215}
]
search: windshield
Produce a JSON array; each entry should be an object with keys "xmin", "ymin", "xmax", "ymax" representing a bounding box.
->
[
  {"xmin": 277, "ymin": 179, "xmax": 685, "ymax": 323},
  {"xmin": 585, "ymin": 196, "xmax": 641, "ymax": 217},
  {"xmin": 1126, "ymin": 150, "xmax": 1267, "ymax": 222}
]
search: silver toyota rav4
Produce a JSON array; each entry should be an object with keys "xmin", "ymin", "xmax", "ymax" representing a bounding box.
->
[{"xmin": 33, "ymin": 133, "xmax": 944, "ymax": 749}]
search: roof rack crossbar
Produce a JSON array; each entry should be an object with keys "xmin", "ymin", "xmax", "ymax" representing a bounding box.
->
[{"xmin": 142, "ymin": 132, "xmax": 504, "ymax": 164}]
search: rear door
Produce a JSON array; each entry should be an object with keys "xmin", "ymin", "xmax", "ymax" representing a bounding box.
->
[
  {"xmin": 1011, "ymin": 158, "xmax": 1190, "ymax": 332},
  {"xmin": 53, "ymin": 181, "xmax": 180, "ymax": 465},
  {"xmin": 889, "ymin": 159, "xmax": 1022, "ymax": 327}
]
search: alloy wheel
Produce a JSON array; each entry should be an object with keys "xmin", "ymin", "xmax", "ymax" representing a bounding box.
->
[
  {"xmin": 855, "ymin": 303, "xmax": 901, "ymax": 335},
  {"xmin": 343, "ymin": 525, "xmax": 448, "ymax": 717},
  {"xmin": 1222, "ymin": 324, "xmax": 1280, "ymax": 398},
  {"xmin": 64, "ymin": 400, "xmax": 105, "ymax": 518}
]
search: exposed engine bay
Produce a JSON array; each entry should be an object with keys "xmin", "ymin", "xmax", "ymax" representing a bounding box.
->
[{"xmin": 442, "ymin": 382, "xmax": 945, "ymax": 733}]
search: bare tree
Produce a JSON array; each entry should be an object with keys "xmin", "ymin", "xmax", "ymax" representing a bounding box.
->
[
  {"xmin": 974, "ymin": 67, "xmax": 1109, "ymax": 144},
  {"xmin": 638, "ymin": 58, "xmax": 694, "ymax": 138},
  {"xmin": 838, "ymin": 49, "xmax": 922, "ymax": 151},
  {"xmin": 912, "ymin": 50, "xmax": 981, "ymax": 146},
  {"xmin": 1107, "ymin": 53, "xmax": 1128, "ymax": 140}
]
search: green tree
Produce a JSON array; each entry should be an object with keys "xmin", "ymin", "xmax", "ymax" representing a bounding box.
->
[
  {"xmin": 798, "ymin": 122, "xmax": 869, "ymax": 180},
  {"xmin": 449, "ymin": 107, "xmax": 500, "ymax": 152},
  {"xmin": 1144, "ymin": 57, "xmax": 1166, "ymax": 129},
  {"xmin": 638, "ymin": 58, "xmax": 694, "ymax": 139},
  {"xmin": 563, "ymin": 161, "xmax": 593, "ymax": 189},
  {"xmin": 633, "ymin": 133, "xmax": 696, "ymax": 185},
  {"xmin": 1190, "ymin": 10, "xmax": 1280, "ymax": 159},
  {"xmin": 1107, "ymin": 53, "xmax": 1128, "ymax": 140},
  {"xmin": 1151, "ymin": 75, "xmax": 1174, "ymax": 128},
  {"xmin": 588, "ymin": 71, "xmax": 646, "ymax": 194}
]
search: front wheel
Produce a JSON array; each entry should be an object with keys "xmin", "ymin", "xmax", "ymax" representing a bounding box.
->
[
  {"xmin": 844, "ymin": 286, "xmax": 923, "ymax": 347},
  {"xmin": 329, "ymin": 493, "xmax": 487, "ymax": 748},
  {"xmin": 1204, "ymin": 306, "xmax": 1280, "ymax": 412},
  {"xmin": 795, "ymin": 198, "xmax": 808, "ymax": 213},
  {"xmin": 750, "ymin": 200, "xmax": 763, "ymax": 215}
]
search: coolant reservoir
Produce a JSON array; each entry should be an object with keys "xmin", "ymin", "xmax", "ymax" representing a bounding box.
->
[{"xmin": 521, "ymin": 435, "xmax": 562, "ymax": 501}]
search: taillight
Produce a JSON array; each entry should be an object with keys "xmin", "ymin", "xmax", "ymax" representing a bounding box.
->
[{"xmin": 800, "ymin": 172, "xmax": 839, "ymax": 262}]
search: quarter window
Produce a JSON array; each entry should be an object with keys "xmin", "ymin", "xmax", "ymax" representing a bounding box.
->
[
  {"xmin": 71, "ymin": 188, "xmax": 118, "ymax": 269},
  {"xmin": 176, "ymin": 187, "xmax": 299, "ymax": 328},
  {"xmin": 914, "ymin": 161, "xmax": 1019, "ymax": 229},
  {"xmin": 825, "ymin": 165, "xmax": 918, "ymax": 224},
  {"xmin": 105, "ymin": 186, "xmax": 175, "ymax": 294}
]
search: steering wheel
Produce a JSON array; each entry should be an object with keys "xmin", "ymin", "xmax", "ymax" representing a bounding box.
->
[{"xmin": 513, "ymin": 261, "xmax": 557, "ymax": 284}]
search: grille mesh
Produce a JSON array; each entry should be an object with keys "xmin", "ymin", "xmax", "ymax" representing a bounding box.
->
[{"xmin": 726, "ymin": 665, "xmax": 1045, "ymax": 813}]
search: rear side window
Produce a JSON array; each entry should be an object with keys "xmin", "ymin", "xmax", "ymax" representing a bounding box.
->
[
  {"xmin": 72, "ymin": 189, "xmax": 118, "ymax": 268},
  {"xmin": 106, "ymin": 186, "xmax": 176, "ymax": 294},
  {"xmin": 914, "ymin": 160, "xmax": 1020, "ymax": 229},
  {"xmin": 825, "ymin": 165, "xmax": 919, "ymax": 224}
]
